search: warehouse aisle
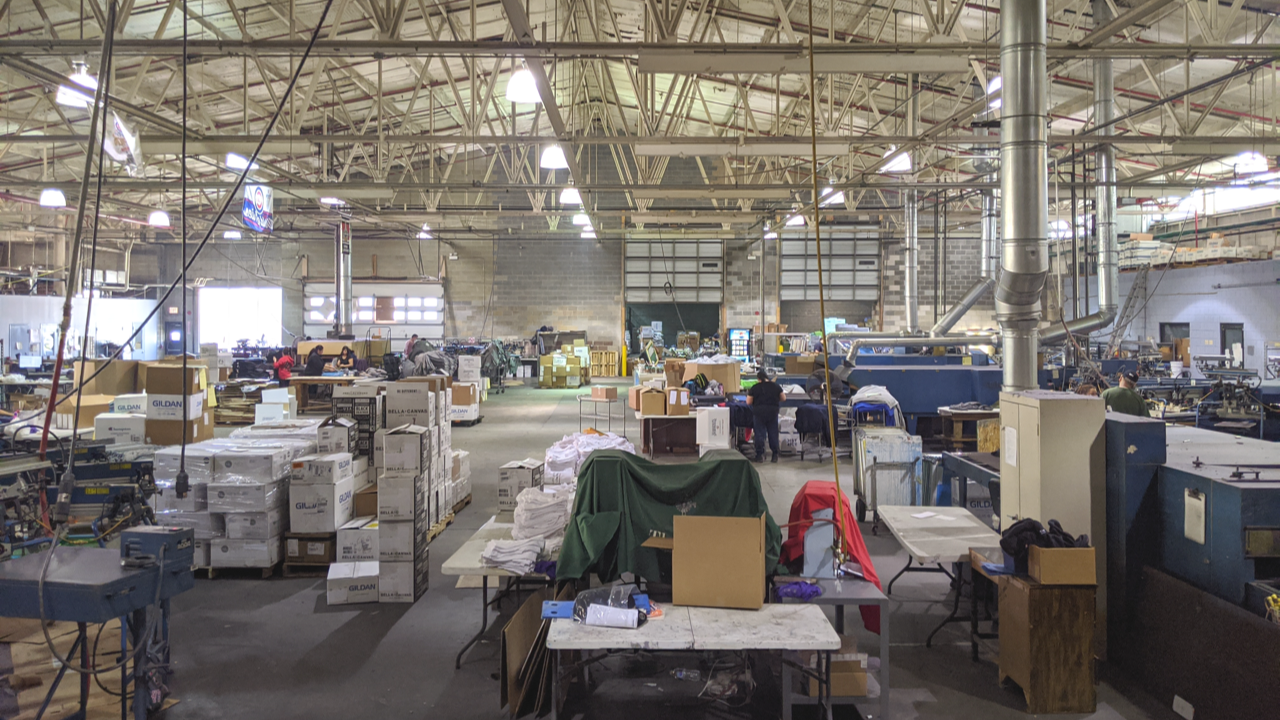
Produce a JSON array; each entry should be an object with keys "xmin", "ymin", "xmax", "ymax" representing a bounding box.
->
[{"xmin": 162, "ymin": 385, "xmax": 1171, "ymax": 720}]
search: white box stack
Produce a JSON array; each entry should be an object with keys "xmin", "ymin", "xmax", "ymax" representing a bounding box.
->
[
  {"xmin": 288, "ymin": 452, "xmax": 357, "ymax": 534},
  {"xmin": 497, "ymin": 459, "xmax": 544, "ymax": 510},
  {"xmin": 207, "ymin": 442, "xmax": 295, "ymax": 568},
  {"xmin": 457, "ymin": 355, "xmax": 482, "ymax": 383},
  {"xmin": 332, "ymin": 386, "xmax": 383, "ymax": 459},
  {"xmin": 375, "ymin": 424, "xmax": 430, "ymax": 603}
]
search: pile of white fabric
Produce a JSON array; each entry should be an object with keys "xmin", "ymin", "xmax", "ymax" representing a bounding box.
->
[
  {"xmin": 544, "ymin": 431, "xmax": 636, "ymax": 483},
  {"xmin": 481, "ymin": 538, "xmax": 544, "ymax": 575},
  {"xmin": 513, "ymin": 485, "xmax": 575, "ymax": 541}
]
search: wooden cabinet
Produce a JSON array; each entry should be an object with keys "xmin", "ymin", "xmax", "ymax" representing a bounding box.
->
[{"xmin": 998, "ymin": 576, "xmax": 1096, "ymax": 714}]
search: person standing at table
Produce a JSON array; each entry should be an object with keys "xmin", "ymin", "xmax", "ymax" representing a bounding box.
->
[
  {"xmin": 301, "ymin": 345, "xmax": 326, "ymax": 376},
  {"xmin": 1101, "ymin": 371, "xmax": 1150, "ymax": 417},
  {"xmin": 747, "ymin": 369, "xmax": 787, "ymax": 463},
  {"xmin": 272, "ymin": 351, "xmax": 294, "ymax": 387},
  {"xmin": 404, "ymin": 334, "xmax": 419, "ymax": 357}
]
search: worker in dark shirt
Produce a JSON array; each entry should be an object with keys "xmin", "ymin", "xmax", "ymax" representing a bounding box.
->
[
  {"xmin": 747, "ymin": 369, "xmax": 787, "ymax": 463},
  {"xmin": 1101, "ymin": 371, "xmax": 1150, "ymax": 417},
  {"xmin": 301, "ymin": 346, "xmax": 327, "ymax": 376}
]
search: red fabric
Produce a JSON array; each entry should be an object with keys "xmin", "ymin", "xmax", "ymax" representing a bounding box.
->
[
  {"xmin": 780, "ymin": 480, "xmax": 882, "ymax": 634},
  {"xmin": 274, "ymin": 355, "xmax": 294, "ymax": 380}
]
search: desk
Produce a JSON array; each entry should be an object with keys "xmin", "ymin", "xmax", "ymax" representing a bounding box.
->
[
  {"xmin": 289, "ymin": 375, "xmax": 356, "ymax": 413},
  {"xmin": 775, "ymin": 578, "xmax": 890, "ymax": 720},
  {"xmin": 440, "ymin": 516, "xmax": 553, "ymax": 668},
  {"xmin": 547, "ymin": 604, "xmax": 840, "ymax": 720},
  {"xmin": 877, "ymin": 505, "xmax": 1002, "ymax": 648},
  {"xmin": 636, "ymin": 414, "xmax": 697, "ymax": 458}
]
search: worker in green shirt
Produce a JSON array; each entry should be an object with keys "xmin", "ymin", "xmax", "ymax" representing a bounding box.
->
[{"xmin": 1101, "ymin": 371, "xmax": 1150, "ymax": 417}]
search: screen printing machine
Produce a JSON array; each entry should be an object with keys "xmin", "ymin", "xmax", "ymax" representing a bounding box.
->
[{"xmin": 0, "ymin": 433, "xmax": 195, "ymax": 719}]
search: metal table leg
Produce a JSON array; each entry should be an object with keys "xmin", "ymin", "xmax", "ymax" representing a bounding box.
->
[
  {"xmin": 36, "ymin": 624, "xmax": 86, "ymax": 720},
  {"xmin": 879, "ymin": 605, "xmax": 890, "ymax": 720},
  {"xmin": 455, "ymin": 576, "xmax": 489, "ymax": 668},
  {"xmin": 925, "ymin": 562, "xmax": 965, "ymax": 648}
]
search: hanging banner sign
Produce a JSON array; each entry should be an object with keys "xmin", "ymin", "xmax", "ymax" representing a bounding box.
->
[{"xmin": 242, "ymin": 184, "xmax": 273, "ymax": 233}]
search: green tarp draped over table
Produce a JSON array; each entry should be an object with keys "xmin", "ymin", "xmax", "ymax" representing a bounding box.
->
[{"xmin": 556, "ymin": 449, "xmax": 782, "ymax": 582}]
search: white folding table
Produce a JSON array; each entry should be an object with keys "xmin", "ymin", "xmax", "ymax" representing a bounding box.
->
[
  {"xmin": 547, "ymin": 604, "xmax": 841, "ymax": 719},
  {"xmin": 440, "ymin": 515, "xmax": 554, "ymax": 668}
]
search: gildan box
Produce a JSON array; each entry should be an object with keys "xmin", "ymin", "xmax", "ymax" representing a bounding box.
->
[
  {"xmin": 210, "ymin": 537, "xmax": 281, "ymax": 568},
  {"xmin": 382, "ymin": 425, "xmax": 431, "ymax": 475},
  {"xmin": 377, "ymin": 473, "xmax": 425, "ymax": 521},
  {"xmin": 111, "ymin": 393, "xmax": 147, "ymax": 414},
  {"xmin": 145, "ymin": 392, "xmax": 204, "ymax": 421},
  {"xmin": 385, "ymin": 384, "xmax": 437, "ymax": 427},
  {"xmin": 317, "ymin": 416, "xmax": 358, "ymax": 453},
  {"xmin": 638, "ymin": 388, "xmax": 666, "ymax": 416},
  {"xmin": 378, "ymin": 518, "xmax": 427, "ymax": 562},
  {"xmin": 457, "ymin": 355, "xmax": 482, "ymax": 383},
  {"xmin": 1028, "ymin": 545, "xmax": 1097, "ymax": 585},
  {"xmin": 642, "ymin": 514, "xmax": 766, "ymax": 610},
  {"xmin": 207, "ymin": 479, "xmax": 285, "ymax": 513},
  {"xmin": 54, "ymin": 394, "xmax": 115, "ymax": 430},
  {"xmin": 289, "ymin": 475, "xmax": 356, "ymax": 533},
  {"xmin": 291, "ymin": 453, "xmax": 355, "ymax": 485},
  {"xmin": 666, "ymin": 388, "xmax": 691, "ymax": 416},
  {"xmin": 224, "ymin": 507, "xmax": 285, "ymax": 540},
  {"xmin": 379, "ymin": 554, "xmax": 429, "ymax": 603},
  {"xmin": 95, "ymin": 413, "xmax": 146, "ymax": 444},
  {"xmin": 497, "ymin": 459, "xmax": 544, "ymax": 510},
  {"xmin": 327, "ymin": 561, "xmax": 380, "ymax": 605},
  {"xmin": 338, "ymin": 516, "xmax": 379, "ymax": 561},
  {"xmin": 215, "ymin": 445, "xmax": 293, "ymax": 483},
  {"xmin": 145, "ymin": 410, "xmax": 214, "ymax": 446},
  {"xmin": 353, "ymin": 484, "xmax": 378, "ymax": 518},
  {"xmin": 285, "ymin": 533, "xmax": 336, "ymax": 563}
]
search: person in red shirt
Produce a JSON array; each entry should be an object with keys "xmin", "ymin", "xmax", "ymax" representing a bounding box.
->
[{"xmin": 272, "ymin": 351, "xmax": 295, "ymax": 387}]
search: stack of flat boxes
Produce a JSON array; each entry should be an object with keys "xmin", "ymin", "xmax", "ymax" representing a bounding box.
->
[
  {"xmin": 451, "ymin": 449, "xmax": 472, "ymax": 507},
  {"xmin": 153, "ymin": 443, "xmax": 225, "ymax": 567},
  {"xmin": 332, "ymin": 386, "xmax": 384, "ymax": 460},
  {"xmin": 378, "ymin": 424, "xmax": 430, "ymax": 603},
  {"xmin": 207, "ymin": 441, "xmax": 299, "ymax": 569},
  {"xmin": 287, "ymin": 452, "xmax": 357, "ymax": 545}
]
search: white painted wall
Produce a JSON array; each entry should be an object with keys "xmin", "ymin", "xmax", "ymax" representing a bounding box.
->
[{"xmin": 0, "ymin": 296, "xmax": 161, "ymax": 360}]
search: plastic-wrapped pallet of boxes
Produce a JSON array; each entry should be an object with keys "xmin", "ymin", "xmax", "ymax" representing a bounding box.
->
[
  {"xmin": 152, "ymin": 439, "xmax": 243, "ymax": 568},
  {"xmin": 207, "ymin": 441, "xmax": 296, "ymax": 569},
  {"xmin": 376, "ymin": 424, "xmax": 430, "ymax": 603}
]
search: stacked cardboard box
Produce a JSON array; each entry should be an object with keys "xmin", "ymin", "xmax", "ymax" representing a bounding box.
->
[
  {"xmin": 449, "ymin": 383, "xmax": 480, "ymax": 422},
  {"xmin": 376, "ymin": 425, "xmax": 431, "ymax": 603},
  {"xmin": 457, "ymin": 355, "xmax": 482, "ymax": 383},
  {"xmin": 332, "ymin": 386, "xmax": 383, "ymax": 458},
  {"xmin": 288, "ymin": 453, "xmax": 358, "ymax": 534},
  {"xmin": 451, "ymin": 450, "xmax": 472, "ymax": 508},
  {"xmin": 207, "ymin": 441, "xmax": 297, "ymax": 568},
  {"xmin": 497, "ymin": 459, "xmax": 544, "ymax": 511},
  {"xmin": 537, "ymin": 345, "xmax": 592, "ymax": 389},
  {"xmin": 144, "ymin": 365, "xmax": 215, "ymax": 446}
]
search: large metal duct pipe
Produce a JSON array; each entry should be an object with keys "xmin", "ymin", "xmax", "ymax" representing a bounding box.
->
[
  {"xmin": 333, "ymin": 219, "xmax": 353, "ymax": 337},
  {"xmin": 930, "ymin": 190, "xmax": 999, "ymax": 336},
  {"xmin": 1041, "ymin": 0, "xmax": 1118, "ymax": 345},
  {"xmin": 903, "ymin": 73, "xmax": 921, "ymax": 335},
  {"xmin": 995, "ymin": 0, "xmax": 1050, "ymax": 391}
]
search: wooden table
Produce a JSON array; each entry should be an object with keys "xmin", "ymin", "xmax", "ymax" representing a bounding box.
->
[
  {"xmin": 937, "ymin": 406, "xmax": 999, "ymax": 451},
  {"xmin": 289, "ymin": 375, "xmax": 356, "ymax": 413},
  {"xmin": 636, "ymin": 414, "xmax": 697, "ymax": 458}
]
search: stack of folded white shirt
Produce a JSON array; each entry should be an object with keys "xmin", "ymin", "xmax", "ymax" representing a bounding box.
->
[
  {"xmin": 544, "ymin": 432, "xmax": 637, "ymax": 483},
  {"xmin": 481, "ymin": 538, "xmax": 544, "ymax": 575},
  {"xmin": 513, "ymin": 485, "xmax": 575, "ymax": 541}
]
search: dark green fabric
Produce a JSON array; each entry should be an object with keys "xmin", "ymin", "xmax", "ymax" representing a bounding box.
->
[
  {"xmin": 1101, "ymin": 386, "xmax": 1150, "ymax": 417},
  {"xmin": 557, "ymin": 449, "xmax": 783, "ymax": 583}
]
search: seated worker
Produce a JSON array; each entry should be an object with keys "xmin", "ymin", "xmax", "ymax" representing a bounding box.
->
[
  {"xmin": 1101, "ymin": 371, "xmax": 1150, "ymax": 417},
  {"xmin": 335, "ymin": 346, "xmax": 356, "ymax": 371}
]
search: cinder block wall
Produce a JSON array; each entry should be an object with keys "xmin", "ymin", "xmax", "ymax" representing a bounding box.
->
[{"xmin": 880, "ymin": 225, "xmax": 995, "ymax": 333}]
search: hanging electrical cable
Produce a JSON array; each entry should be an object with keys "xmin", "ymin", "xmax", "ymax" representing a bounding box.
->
[
  {"xmin": 806, "ymin": 0, "xmax": 846, "ymax": 569},
  {"xmin": 176, "ymin": 5, "xmax": 191, "ymax": 500}
]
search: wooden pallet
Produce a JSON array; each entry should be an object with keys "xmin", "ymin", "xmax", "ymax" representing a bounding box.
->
[
  {"xmin": 196, "ymin": 564, "xmax": 278, "ymax": 579},
  {"xmin": 452, "ymin": 415, "xmax": 484, "ymax": 427},
  {"xmin": 282, "ymin": 562, "xmax": 331, "ymax": 579},
  {"xmin": 451, "ymin": 493, "xmax": 473, "ymax": 516},
  {"xmin": 426, "ymin": 512, "xmax": 455, "ymax": 543}
]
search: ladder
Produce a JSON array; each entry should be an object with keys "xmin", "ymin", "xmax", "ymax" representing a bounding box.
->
[{"xmin": 1105, "ymin": 264, "xmax": 1150, "ymax": 357}]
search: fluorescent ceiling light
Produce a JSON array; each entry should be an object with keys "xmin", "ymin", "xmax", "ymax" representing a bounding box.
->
[
  {"xmin": 223, "ymin": 230, "xmax": 242, "ymax": 239},
  {"xmin": 226, "ymin": 153, "xmax": 259, "ymax": 171},
  {"xmin": 559, "ymin": 187, "xmax": 582, "ymax": 205},
  {"xmin": 540, "ymin": 145, "xmax": 569, "ymax": 170},
  {"xmin": 56, "ymin": 69, "xmax": 97, "ymax": 107},
  {"xmin": 571, "ymin": 213, "xmax": 591, "ymax": 226},
  {"xmin": 148, "ymin": 210, "xmax": 171, "ymax": 228},
  {"xmin": 418, "ymin": 230, "xmax": 433, "ymax": 239},
  {"xmin": 987, "ymin": 76, "xmax": 1002, "ymax": 94},
  {"xmin": 764, "ymin": 231, "xmax": 777, "ymax": 240},
  {"xmin": 39, "ymin": 188, "xmax": 66, "ymax": 208},
  {"xmin": 581, "ymin": 231, "xmax": 597, "ymax": 239},
  {"xmin": 582, "ymin": 224, "xmax": 594, "ymax": 233},
  {"xmin": 1230, "ymin": 151, "xmax": 1269, "ymax": 175},
  {"xmin": 504, "ymin": 68, "xmax": 542, "ymax": 104},
  {"xmin": 785, "ymin": 215, "xmax": 806, "ymax": 227},
  {"xmin": 820, "ymin": 187, "xmax": 844, "ymax": 207},
  {"xmin": 882, "ymin": 147, "xmax": 912, "ymax": 173},
  {"xmin": 319, "ymin": 197, "xmax": 345, "ymax": 205}
]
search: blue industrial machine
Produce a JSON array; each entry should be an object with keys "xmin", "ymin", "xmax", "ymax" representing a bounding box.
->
[{"xmin": 0, "ymin": 526, "xmax": 194, "ymax": 719}]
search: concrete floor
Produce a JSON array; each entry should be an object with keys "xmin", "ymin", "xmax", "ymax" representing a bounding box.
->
[{"xmin": 162, "ymin": 383, "xmax": 1177, "ymax": 720}]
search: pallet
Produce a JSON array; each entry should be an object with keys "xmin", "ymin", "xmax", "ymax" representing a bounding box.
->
[
  {"xmin": 452, "ymin": 415, "xmax": 484, "ymax": 427},
  {"xmin": 282, "ymin": 562, "xmax": 331, "ymax": 579},
  {"xmin": 426, "ymin": 512, "xmax": 456, "ymax": 543},
  {"xmin": 451, "ymin": 493, "xmax": 473, "ymax": 515},
  {"xmin": 196, "ymin": 564, "xmax": 277, "ymax": 579}
]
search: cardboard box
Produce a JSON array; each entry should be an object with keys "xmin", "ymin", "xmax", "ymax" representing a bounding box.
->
[
  {"xmin": 74, "ymin": 359, "xmax": 138, "ymax": 395},
  {"xmin": 663, "ymin": 358, "xmax": 686, "ymax": 389},
  {"xmin": 145, "ymin": 392, "xmax": 204, "ymax": 421},
  {"xmin": 628, "ymin": 385, "xmax": 646, "ymax": 411},
  {"xmin": 808, "ymin": 667, "xmax": 868, "ymax": 698},
  {"xmin": 382, "ymin": 425, "xmax": 431, "ymax": 475},
  {"xmin": 665, "ymin": 388, "xmax": 691, "ymax": 416},
  {"xmin": 683, "ymin": 361, "xmax": 742, "ymax": 393},
  {"xmin": 497, "ymin": 459, "xmax": 544, "ymax": 510},
  {"xmin": 451, "ymin": 450, "xmax": 470, "ymax": 481},
  {"xmin": 784, "ymin": 354, "xmax": 817, "ymax": 376},
  {"xmin": 332, "ymin": 390, "xmax": 383, "ymax": 432},
  {"xmin": 291, "ymin": 453, "xmax": 355, "ymax": 485},
  {"xmin": 317, "ymin": 416, "xmax": 358, "ymax": 453},
  {"xmin": 378, "ymin": 518, "xmax": 428, "ymax": 562},
  {"xmin": 224, "ymin": 507, "xmax": 285, "ymax": 540},
  {"xmin": 591, "ymin": 386, "xmax": 618, "ymax": 400},
  {"xmin": 290, "ymin": 475, "xmax": 356, "ymax": 533},
  {"xmin": 1028, "ymin": 545, "xmax": 1097, "ymax": 585},
  {"xmin": 386, "ymin": 384, "xmax": 437, "ymax": 427},
  {"xmin": 379, "ymin": 554, "xmax": 429, "ymax": 603},
  {"xmin": 215, "ymin": 445, "xmax": 293, "ymax": 483},
  {"xmin": 207, "ymin": 479, "xmax": 285, "ymax": 513},
  {"xmin": 337, "ymin": 517, "xmax": 379, "ymax": 561},
  {"xmin": 54, "ymin": 394, "xmax": 115, "ymax": 430},
  {"xmin": 451, "ymin": 382, "xmax": 479, "ymax": 407},
  {"xmin": 145, "ymin": 364, "xmax": 204, "ymax": 396},
  {"xmin": 449, "ymin": 399, "xmax": 480, "ymax": 422},
  {"xmin": 152, "ymin": 483, "xmax": 208, "ymax": 513},
  {"xmin": 193, "ymin": 539, "xmax": 211, "ymax": 568},
  {"xmin": 285, "ymin": 533, "xmax": 336, "ymax": 563},
  {"xmin": 457, "ymin": 355, "xmax": 482, "ymax": 383},
  {"xmin": 154, "ymin": 443, "xmax": 222, "ymax": 482},
  {"xmin": 695, "ymin": 407, "xmax": 731, "ymax": 448},
  {"xmin": 145, "ymin": 409, "xmax": 214, "ymax": 446},
  {"xmin": 643, "ymin": 514, "xmax": 766, "ymax": 610},
  {"xmin": 111, "ymin": 393, "xmax": 147, "ymax": 414},
  {"xmin": 638, "ymin": 388, "xmax": 666, "ymax": 416},
  {"xmin": 155, "ymin": 510, "xmax": 224, "ymax": 540},
  {"xmin": 353, "ymin": 484, "xmax": 378, "ymax": 518},
  {"xmin": 210, "ymin": 537, "xmax": 281, "ymax": 568},
  {"xmin": 94, "ymin": 413, "xmax": 146, "ymax": 445},
  {"xmin": 377, "ymin": 473, "xmax": 426, "ymax": 521},
  {"xmin": 327, "ymin": 561, "xmax": 380, "ymax": 605}
]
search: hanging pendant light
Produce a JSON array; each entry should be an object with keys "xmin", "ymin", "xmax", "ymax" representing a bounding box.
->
[
  {"xmin": 505, "ymin": 68, "xmax": 542, "ymax": 104},
  {"xmin": 148, "ymin": 209, "xmax": 171, "ymax": 228},
  {"xmin": 40, "ymin": 188, "xmax": 67, "ymax": 208},
  {"xmin": 559, "ymin": 187, "xmax": 582, "ymax": 205},
  {"xmin": 540, "ymin": 145, "xmax": 569, "ymax": 170}
]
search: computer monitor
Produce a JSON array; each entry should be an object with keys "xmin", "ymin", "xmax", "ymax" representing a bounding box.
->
[{"xmin": 18, "ymin": 354, "xmax": 41, "ymax": 370}]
